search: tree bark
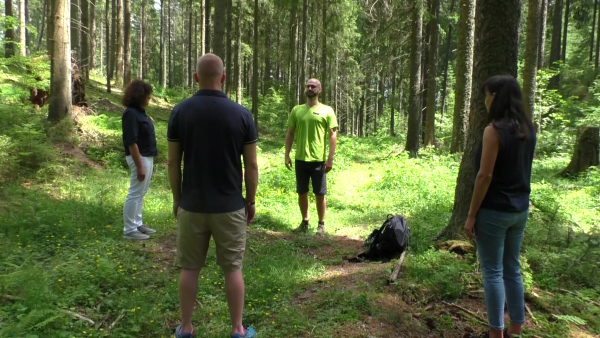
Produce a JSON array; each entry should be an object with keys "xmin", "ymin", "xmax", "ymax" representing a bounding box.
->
[
  {"xmin": 81, "ymin": 0, "xmax": 89, "ymax": 80},
  {"xmin": 548, "ymin": 0, "xmax": 562, "ymax": 89},
  {"xmin": 591, "ymin": 0, "xmax": 598, "ymax": 63},
  {"xmin": 300, "ymin": 0, "xmax": 308, "ymax": 87},
  {"xmin": 19, "ymin": 0, "xmax": 26, "ymax": 55},
  {"xmin": 263, "ymin": 14, "xmax": 271, "ymax": 95},
  {"xmin": 71, "ymin": 0, "xmax": 79, "ymax": 58},
  {"xmin": 205, "ymin": 0, "xmax": 211, "ymax": 53},
  {"xmin": 212, "ymin": 0, "xmax": 225, "ymax": 59},
  {"xmin": 561, "ymin": 0, "xmax": 570, "ymax": 62},
  {"xmin": 438, "ymin": 0, "xmax": 521, "ymax": 240},
  {"xmin": 391, "ymin": 57, "xmax": 397, "ymax": 136},
  {"xmin": 425, "ymin": 0, "xmax": 440, "ymax": 146},
  {"xmin": 377, "ymin": 73, "xmax": 384, "ymax": 134},
  {"xmin": 110, "ymin": 0, "xmax": 115, "ymax": 78},
  {"xmin": 538, "ymin": 0, "xmax": 548, "ymax": 69},
  {"xmin": 321, "ymin": 0, "xmax": 327, "ymax": 103},
  {"xmin": 159, "ymin": 0, "xmax": 166, "ymax": 87},
  {"xmin": 405, "ymin": 0, "xmax": 423, "ymax": 157},
  {"xmin": 122, "ymin": 0, "xmax": 131, "ymax": 86},
  {"xmin": 252, "ymin": 0, "xmax": 259, "ymax": 132},
  {"xmin": 105, "ymin": 0, "xmax": 111, "ymax": 92},
  {"xmin": 114, "ymin": 0, "xmax": 123, "ymax": 86},
  {"xmin": 450, "ymin": 0, "xmax": 476, "ymax": 154},
  {"xmin": 89, "ymin": 0, "xmax": 96, "ymax": 71},
  {"xmin": 189, "ymin": 1, "xmax": 193, "ymax": 88},
  {"xmin": 139, "ymin": 0, "xmax": 144, "ymax": 79},
  {"xmin": 441, "ymin": 0, "xmax": 456, "ymax": 117},
  {"xmin": 523, "ymin": 0, "xmax": 540, "ymax": 121},
  {"xmin": 36, "ymin": 0, "xmax": 46, "ymax": 52},
  {"xmin": 47, "ymin": 0, "xmax": 53, "ymax": 53},
  {"xmin": 49, "ymin": 0, "xmax": 73, "ymax": 121},
  {"xmin": 5, "ymin": 0, "xmax": 15, "ymax": 57},
  {"xmin": 561, "ymin": 127, "xmax": 600, "ymax": 177},
  {"xmin": 200, "ymin": 0, "xmax": 205, "ymax": 55},
  {"xmin": 225, "ymin": 0, "xmax": 233, "ymax": 97},
  {"xmin": 596, "ymin": 0, "xmax": 600, "ymax": 69},
  {"xmin": 235, "ymin": 0, "xmax": 242, "ymax": 103}
]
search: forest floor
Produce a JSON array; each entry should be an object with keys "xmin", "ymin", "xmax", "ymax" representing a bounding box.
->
[{"xmin": 1, "ymin": 74, "xmax": 599, "ymax": 337}]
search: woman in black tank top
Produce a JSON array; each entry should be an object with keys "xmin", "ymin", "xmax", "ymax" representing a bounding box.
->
[{"xmin": 464, "ymin": 75, "xmax": 536, "ymax": 338}]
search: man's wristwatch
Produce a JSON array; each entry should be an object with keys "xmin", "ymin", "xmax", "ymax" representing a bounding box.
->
[{"xmin": 246, "ymin": 201, "xmax": 255, "ymax": 206}]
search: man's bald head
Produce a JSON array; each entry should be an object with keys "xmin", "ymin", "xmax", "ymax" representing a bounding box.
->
[
  {"xmin": 305, "ymin": 78, "xmax": 322, "ymax": 98},
  {"xmin": 307, "ymin": 78, "xmax": 321, "ymax": 88},
  {"xmin": 195, "ymin": 53, "xmax": 225, "ymax": 89}
]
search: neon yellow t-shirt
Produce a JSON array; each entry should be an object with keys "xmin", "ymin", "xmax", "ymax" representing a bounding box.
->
[{"xmin": 288, "ymin": 103, "xmax": 338, "ymax": 162}]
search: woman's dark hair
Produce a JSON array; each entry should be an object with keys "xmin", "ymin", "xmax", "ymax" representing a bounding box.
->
[
  {"xmin": 481, "ymin": 75, "xmax": 532, "ymax": 140},
  {"xmin": 122, "ymin": 80, "xmax": 153, "ymax": 108}
]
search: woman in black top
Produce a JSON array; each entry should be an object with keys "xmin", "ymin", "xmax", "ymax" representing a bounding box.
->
[
  {"xmin": 121, "ymin": 80, "xmax": 158, "ymax": 240},
  {"xmin": 464, "ymin": 75, "xmax": 536, "ymax": 338}
]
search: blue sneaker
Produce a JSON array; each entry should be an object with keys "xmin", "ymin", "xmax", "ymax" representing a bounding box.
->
[
  {"xmin": 174, "ymin": 324, "xmax": 195, "ymax": 338},
  {"xmin": 231, "ymin": 327, "xmax": 256, "ymax": 338}
]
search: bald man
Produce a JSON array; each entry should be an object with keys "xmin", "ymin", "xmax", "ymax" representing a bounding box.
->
[
  {"xmin": 285, "ymin": 78, "xmax": 338, "ymax": 236},
  {"xmin": 167, "ymin": 53, "xmax": 258, "ymax": 338}
]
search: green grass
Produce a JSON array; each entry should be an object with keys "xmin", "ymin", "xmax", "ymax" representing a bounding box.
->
[{"xmin": 1, "ymin": 67, "xmax": 599, "ymax": 337}]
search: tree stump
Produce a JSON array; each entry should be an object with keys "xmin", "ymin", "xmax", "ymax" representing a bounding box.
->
[{"xmin": 561, "ymin": 127, "xmax": 599, "ymax": 177}]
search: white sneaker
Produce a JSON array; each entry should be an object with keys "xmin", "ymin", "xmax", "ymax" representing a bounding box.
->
[{"xmin": 123, "ymin": 231, "xmax": 150, "ymax": 240}]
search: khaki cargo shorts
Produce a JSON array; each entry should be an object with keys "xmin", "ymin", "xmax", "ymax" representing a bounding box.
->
[{"xmin": 175, "ymin": 207, "xmax": 247, "ymax": 272}]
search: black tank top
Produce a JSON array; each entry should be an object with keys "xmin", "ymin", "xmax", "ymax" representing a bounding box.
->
[{"xmin": 474, "ymin": 124, "xmax": 536, "ymax": 213}]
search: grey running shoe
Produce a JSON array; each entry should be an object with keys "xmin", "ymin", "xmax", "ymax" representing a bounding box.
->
[
  {"xmin": 316, "ymin": 223, "xmax": 325, "ymax": 236},
  {"xmin": 293, "ymin": 220, "xmax": 309, "ymax": 233},
  {"xmin": 137, "ymin": 225, "xmax": 156, "ymax": 234},
  {"xmin": 123, "ymin": 231, "xmax": 150, "ymax": 240}
]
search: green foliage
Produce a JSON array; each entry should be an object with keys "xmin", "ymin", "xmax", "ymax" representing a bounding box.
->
[{"xmin": 551, "ymin": 314, "xmax": 587, "ymax": 326}]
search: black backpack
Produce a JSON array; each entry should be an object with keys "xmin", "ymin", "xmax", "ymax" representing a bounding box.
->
[{"xmin": 350, "ymin": 214, "xmax": 411, "ymax": 262}]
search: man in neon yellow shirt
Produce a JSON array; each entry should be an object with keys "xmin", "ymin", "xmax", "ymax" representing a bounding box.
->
[{"xmin": 285, "ymin": 78, "xmax": 338, "ymax": 236}]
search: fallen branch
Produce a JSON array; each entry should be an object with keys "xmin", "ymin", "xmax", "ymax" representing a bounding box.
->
[
  {"xmin": 387, "ymin": 251, "xmax": 407, "ymax": 285},
  {"xmin": 196, "ymin": 299, "xmax": 203, "ymax": 308},
  {"xmin": 442, "ymin": 301, "xmax": 488, "ymax": 327},
  {"xmin": 558, "ymin": 288, "xmax": 600, "ymax": 307},
  {"xmin": 248, "ymin": 247, "xmax": 258, "ymax": 255},
  {"xmin": 2, "ymin": 295, "xmax": 23, "ymax": 301},
  {"xmin": 108, "ymin": 312, "xmax": 125, "ymax": 331},
  {"xmin": 58, "ymin": 309, "xmax": 95, "ymax": 325},
  {"xmin": 525, "ymin": 304, "xmax": 538, "ymax": 325}
]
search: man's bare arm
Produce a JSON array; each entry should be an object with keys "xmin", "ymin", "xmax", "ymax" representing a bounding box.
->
[
  {"xmin": 284, "ymin": 127, "xmax": 295, "ymax": 170},
  {"xmin": 243, "ymin": 143, "xmax": 259, "ymax": 202},
  {"xmin": 167, "ymin": 141, "xmax": 183, "ymax": 209}
]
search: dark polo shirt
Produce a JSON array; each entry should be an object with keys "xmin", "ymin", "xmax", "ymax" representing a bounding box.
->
[
  {"xmin": 121, "ymin": 106, "xmax": 158, "ymax": 157},
  {"xmin": 167, "ymin": 89, "xmax": 257, "ymax": 214}
]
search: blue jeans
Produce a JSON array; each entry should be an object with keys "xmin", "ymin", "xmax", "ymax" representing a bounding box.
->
[{"xmin": 475, "ymin": 208, "xmax": 528, "ymax": 331}]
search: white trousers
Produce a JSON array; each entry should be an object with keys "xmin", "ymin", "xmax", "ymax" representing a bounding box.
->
[{"xmin": 123, "ymin": 155, "xmax": 154, "ymax": 234}]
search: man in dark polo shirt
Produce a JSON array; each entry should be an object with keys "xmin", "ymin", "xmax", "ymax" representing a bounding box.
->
[{"xmin": 167, "ymin": 53, "xmax": 258, "ymax": 338}]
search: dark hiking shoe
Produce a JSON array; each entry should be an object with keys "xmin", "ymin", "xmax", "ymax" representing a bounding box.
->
[
  {"xmin": 316, "ymin": 223, "xmax": 325, "ymax": 236},
  {"xmin": 293, "ymin": 220, "xmax": 309, "ymax": 233}
]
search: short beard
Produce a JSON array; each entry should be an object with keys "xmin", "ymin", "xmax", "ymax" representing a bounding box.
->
[{"xmin": 306, "ymin": 92, "xmax": 318, "ymax": 98}]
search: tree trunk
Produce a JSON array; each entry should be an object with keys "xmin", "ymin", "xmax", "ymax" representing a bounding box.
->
[
  {"xmin": 263, "ymin": 15, "xmax": 271, "ymax": 95},
  {"xmin": 5, "ymin": 0, "xmax": 15, "ymax": 57},
  {"xmin": 159, "ymin": 0, "xmax": 166, "ymax": 87},
  {"xmin": 19, "ymin": 0, "xmax": 26, "ymax": 55},
  {"xmin": 212, "ymin": 0, "xmax": 225, "ymax": 59},
  {"xmin": 200, "ymin": 0, "xmax": 205, "ymax": 55},
  {"xmin": 110, "ymin": 0, "xmax": 115, "ymax": 78},
  {"xmin": 139, "ymin": 0, "xmax": 144, "ymax": 79},
  {"xmin": 225, "ymin": 0, "xmax": 232, "ymax": 97},
  {"xmin": 168, "ymin": 0, "xmax": 172, "ymax": 87},
  {"xmin": 591, "ymin": 0, "xmax": 598, "ymax": 63},
  {"xmin": 523, "ymin": 0, "xmax": 540, "ymax": 121},
  {"xmin": 288, "ymin": 0, "xmax": 298, "ymax": 111},
  {"xmin": 71, "ymin": 0, "xmax": 79, "ymax": 58},
  {"xmin": 205, "ymin": 0, "xmax": 211, "ymax": 53},
  {"xmin": 235, "ymin": 0, "xmax": 242, "ymax": 103},
  {"xmin": 252, "ymin": 0, "xmax": 259, "ymax": 132},
  {"xmin": 425, "ymin": 0, "xmax": 440, "ymax": 146},
  {"xmin": 36, "ymin": 0, "xmax": 46, "ymax": 52},
  {"xmin": 441, "ymin": 0, "xmax": 456, "ymax": 117},
  {"xmin": 450, "ymin": 0, "xmax": 476, "ymax": 154},
  {"xmin": 49, "ymin": 0, "xmax": 73, "ymax": 121},
  {"xmin": 405, "ymin": 0, "xmax": 423, "ymax": 157},
  {"xmin": 561, "ymin": 0, "xmax": 570, "ymax": 62},
  {"xmin": 24, "ymin": 0, "xmax": 29, "ymax": 50},
  {"xmin": 359, "ymin": 85, "xmax": 365, "ymax": 137},
  {"xmin": 114, "ymin": 0, "xmax": 123, "ymax": 87},
  {"xmin": 105, "ymin": 0, "xmax": 111, "ymax": 92},
  {"xmin": 321, "ymin": 0, "xmax": 327, "ymax": 103},
  {"xmin": 538, "ymin": 0, "xmax": 548, "ymax": 69},
  {"xmin": 122, "ymin": 0, "xmax": 131, "ymax": 86},
  {"xmin": 89, "ymin": 0, "xmax": 96, "ymax": 71},
  {"xmin": 189, "ymin": 1, "xmax": 194, "ymax": 88},
  {"xmin": 80, "ymin": 0, "xmax": 89, "ymax": 80},
  {"xmin": 561, "ymin": 127, "xmax": 600, "ymax": 176},
  {"xmin": 438, "ymin": 0, "xmax": 521, "ymax": 240},
  {"xmin": 596, "ymin": 1, "xmax": 600, "ymax": 69},
  {"xmin": 548, "ymin": 0, "xmax": 562, "ymax": 89},
  {"xmin": 377, "ymin": 73, "xmax": 384, "ymax": 134},
  {"xmin": 47, "ymin": 0, "xmax": 53, "ymax": 53},
  {"xmin": 300, "ymin": 0, "xmax": 308, "ymax": 88},
  {"xmin": 391, "ymin": 57, "xmax": 397, "ymax": 136}
]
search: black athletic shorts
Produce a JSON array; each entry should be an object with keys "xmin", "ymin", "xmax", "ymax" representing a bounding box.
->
[{"xmin": 295, "ymin": 160, "xmax": 327, "ymax": 195}]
